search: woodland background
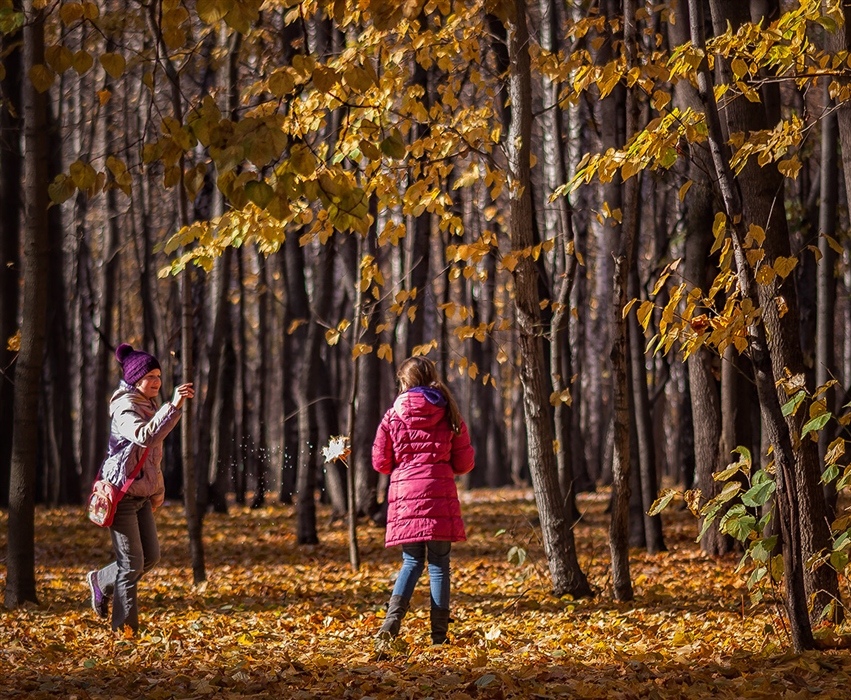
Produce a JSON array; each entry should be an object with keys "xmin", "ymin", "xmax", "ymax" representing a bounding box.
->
[{"xmin": 4, "ymin": 0, "xmax": 851, "ymax": 676}]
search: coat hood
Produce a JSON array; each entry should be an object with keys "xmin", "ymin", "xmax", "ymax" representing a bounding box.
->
[{"xmin": 393, "ymin": 390, "xmax": 448, "ymax": 430}]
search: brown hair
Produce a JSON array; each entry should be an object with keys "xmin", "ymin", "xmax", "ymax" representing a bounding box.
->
[{"xmin": 396, "ymin": 356, "xmax": 462, "ymax": 434}]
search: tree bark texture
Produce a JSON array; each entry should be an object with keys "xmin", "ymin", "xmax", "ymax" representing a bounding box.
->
[
  {"xmin": 690, "ymin": 0, "xmax": 813, "ymax": 651},
  {"xmin": 709, "ymin": 0, "xmax": 838, "ymax": 625},
  {"xmin": 0, "ymin": 18, "xmax": 22, "ymax": 508},
  {"xmin": 505, "ymin": 0, "xmax": 590, "ymax": 599},
  {"xmin": 628, "ymin": 267, "xmax": 665, "ymax": 554},
  {"xmin": 5, "ymin": 0, "xmax": 48, "ymax": 608},
  {"xmin": 816, "ymin": 83, "xmax": 838, "ymax": 519}
]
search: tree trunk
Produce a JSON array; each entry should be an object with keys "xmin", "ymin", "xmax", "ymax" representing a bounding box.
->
[
  {"xmin": 669, "ymin": 1, "xmax": 725, "ymax": 552},
  {"xmin": 235, "ymin": 246, "xmax": 251, "ymax": 505},
  {"xmin": 353, "ymin": 229, "xmax": 382, "ymax": 520},
  {"xmin": 690, "ymin": 0, "xmax": 813, "ymax": 651},
  {"xmin": 816, "ymin": 82, "xmax": 838, "ymax": 519},
  {"xmin": 251, "ymin": 251, "xmax": 269, "ymax": 509},
  {"xmin": 708, "ymin": 0, "xmax": 838, "ymax": 625},
  {"xmin": 505, "ymin": 0, "xmax": 590, "ymax": 598},
  {"xmin": 607, "ymin": 0, "xmax": 641, "ymax": 601},
  {"xmin": 42, "ymin": 108, "xmax": 78, "ymax": 506},
  {"xmin": 149, "ymin": 2, "xmax": 206, "ymax": 582},
  {"xmin": 5, "ymin": 0, "xmax": 48, "ymax": 607},
  {"xmin": 628, "ymin": 266, "xmax": 665, "ymax": 554},
  {"xmin": 0, "ymin": 16, "xmax": 22, "ymax": 508},
  {"xmin": 296, "ymin": 239, "xmax": 335, "ymax": 544}
]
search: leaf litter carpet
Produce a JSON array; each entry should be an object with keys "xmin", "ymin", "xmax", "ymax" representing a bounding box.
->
[{"xmin": 2, "ymin": 488, "xmax": 850, "ymax": 698}]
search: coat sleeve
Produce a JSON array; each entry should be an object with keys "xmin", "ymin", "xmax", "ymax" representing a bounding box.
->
[
  {"xmin": 114, "ymin": 401, "xmax": 181, "ymax": 448},
  {"xmin": 450, "ymin": 419, "xmax": 475, "ymax": 475},
  {"xmin": 372, "ymin": 411, "xmax": 395, "ymax": 475}
]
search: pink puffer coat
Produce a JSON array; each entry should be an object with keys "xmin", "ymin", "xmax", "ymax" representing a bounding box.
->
[{"xmin": 372, "ymin": 388, "xmax": 475, "ymax": 547}]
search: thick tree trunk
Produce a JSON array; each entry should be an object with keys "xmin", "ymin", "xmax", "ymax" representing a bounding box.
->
[
  {"xmin": 296, "ymin": 240, "xmax": 335, "ymax": 544},
  {"xmin": 607, "ymin": 0, "xmax": 641, "ymax": 601},
  {"xmin": 0, "ymin": 19, "xmax": 22, "ymax": 508},
  {"xmin": 5, "ymin": 0, "xmax": 48, "ymax": 607},
  {"xmin": 669, "ymin": 2, "xmax": 725, "ymax": 553},
  {"xmin": 708, "ymin": 0, "xmax": 838, "ymax": 625},
  {"xmin": 690, "ymin": 0, "xmax": 813, "ymax": 651},
  {"xmin": 505, "ymin": 0, "xmax": 590, "ymax": 598},
  {"xmin": 42, "ymin": 112, "xmax": 78, "ymax": 506}
]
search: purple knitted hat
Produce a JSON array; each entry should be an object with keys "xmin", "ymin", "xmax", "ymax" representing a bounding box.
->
[{"xmin": 116, "ymin": 343, "xmax": 160, "ymax": 386}]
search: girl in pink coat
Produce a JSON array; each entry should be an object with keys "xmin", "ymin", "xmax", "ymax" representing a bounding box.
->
[{"xmin": 372, "ymin": 356, "xmax": 475, "ymax": 646}]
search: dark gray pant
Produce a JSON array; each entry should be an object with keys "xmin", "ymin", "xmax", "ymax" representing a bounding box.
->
[{"xmin": 97, "ymin": 496, "xmax": 160, "ymax": 632}]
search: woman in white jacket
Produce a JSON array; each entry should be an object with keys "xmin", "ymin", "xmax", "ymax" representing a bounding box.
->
[{"xmin": 86, "ymin": 343, "xmax": 193, "ymax": 633}]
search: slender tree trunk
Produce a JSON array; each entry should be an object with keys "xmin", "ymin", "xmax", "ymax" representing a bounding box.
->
[
  {"xmin": 505, "ymin": 0, "xmax": 590, "ymax": 598},
  {"xmin": 251, "ymin": 252, "xmax": 269, "ymax": 509},
  {"xmin": 149, "ymin": 2, "xmax": 206, "ymax": 581},
  {"xmin": 235, "ymin": 247, "xmax": 250, "ymax": 505},
  {"xmin": 5, "ymin": 0, "xmax": 48, "ymax": 607},
  {"xmin": 353, "ymin": 228, "xmax": 381, "ymax": 519},
  {"xmin": 816, "ymin": 83, "xmax": 838, "ymax": 518},
  {"xmin": 628, "ymin": 266, "xmax": 665, "ymax": 554}
]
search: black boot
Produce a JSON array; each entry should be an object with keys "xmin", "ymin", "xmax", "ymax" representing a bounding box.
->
[
  {"xmin": 430, "ymin": 607, "xmax": 450, "ymax": 645},
  {"xmin": 377, "ymin": 595, "xmax": 409, "ymax": 640}
]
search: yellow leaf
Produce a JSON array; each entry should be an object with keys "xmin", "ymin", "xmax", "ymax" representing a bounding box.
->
[
  {"xmin": 501, "ymin": 253, "xmax": 518, "ymax": 272},
  {"xmin": 637, "ymin": 300, "xmax": 654, "ymax": 330},
  {"xmin": 710, "ymin": 212, "xmax": 727, "ymax": 255},
  {"xmin": 69, "ymin": 160, "xmax": 97, "ymax": 190},
  {"xmin": 45, "ymin": 45, "xmax": 73, "ymax": 74},
  {"xmin": 60, "ymin": 3, "xmax": 84, "ymax": 24},
  {"xmin": 313, "ymin": 65, "xmax": 339, "ymax": 93},
  {"xmin": 352, "ymin": 343, "xmax": 373, "ymax": 359},
  {"xmin": 377, "ymin": 343, "xmax": 393, "ymax": 362},
  {"xmin": 824, "ymin": 234, "xmax": 843, "ymax": 255},
  {"xmin": 29, "ymin": 64, "xmax": 55, "ymax": 93},
  {"xmin": 98, "ymin": 89, "xmax": 111, "ymax": 105},
  {"xmin": 777, "ymin": 156, "xmax": 802, "ymax": 180},
  {"xmin": 269, "ymin": 69, "xmax": 295, "ymax": 98},
  {"xmin": 287, "ymin": 319, "xmax": 306, "ymax": 335},
  {"xmin": 622, "ymin": 298, "xmax": 638, "ymax": 319},
  {"xmin": 72, "ymin": 50, "xmax": 94, "ymax": 75},
  {"xmin": 6, "ymin": 329, "xmax": 21, "ymax": 352},
  {"xmin": 774, "ymin": 256, "xmax": 797, "ymax": 279},
  {"xmin": 99, "ymin": 53, "xmax": 125, "ymax": 80},
  {"xmin": 82, "ymin": 1, "xmax": 98, "ymax": 19},
  {"xmin": 678, "ymin": 180, "xmax": 693, "ymax": 201},
  {"xmin": 325, "ymin": 328, "xmax": 341, "ymax": 346},
  {"xmin": 756, "ymin": 265, "xmax": 776, "ymax": 285},
  {"xmin": 731, "ymin": 57, "xmax": 749, "ymax": 79},
  {"xmin": 745, "ymin": 224, "xmax": 765, "ymax": 247}
]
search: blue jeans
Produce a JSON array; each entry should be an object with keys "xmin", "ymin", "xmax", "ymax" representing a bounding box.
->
[
  {"xmin": 391, "ymin": 541, "xmax": 451, "ymax": 610},
  {"xmin": 97, "ymin": 496, "xmax": 160, "ymax": 632}
]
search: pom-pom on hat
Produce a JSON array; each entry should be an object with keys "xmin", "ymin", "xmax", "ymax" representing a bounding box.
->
[{"xmin": 116, "ymin": 343, "xmax": 161, "ymax": 386}]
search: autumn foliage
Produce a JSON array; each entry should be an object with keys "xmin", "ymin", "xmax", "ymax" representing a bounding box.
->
[{"xmin": 3, "ymin": 490, "xmax": 851, "ymax": 698}]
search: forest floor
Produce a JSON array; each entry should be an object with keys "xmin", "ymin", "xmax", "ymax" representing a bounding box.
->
[{"xmin": 2, "ymin": 488, "xmax": 851, "ymax": 699}]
